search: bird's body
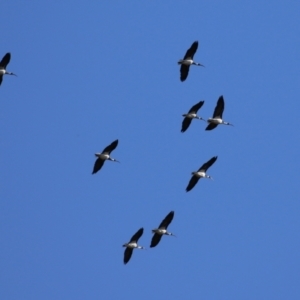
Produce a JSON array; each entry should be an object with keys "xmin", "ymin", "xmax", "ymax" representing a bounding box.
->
[
  {"xmin": 186, "ymin": 156, "xmax": 218, "ymax": 192},
  {"xmin": 96, "ymin": 153, "xmax": 110, "ymax": 160},
  {"xmin": 192, "ymin": 171, "xmax": 206, "ymax": 178},
  {"xmin": 179, "ymin": 59, "xmax": 194, "ymax": 66},
  {"xmin": 150, "ymin": 211, "xmax": 175, "ymax": 248},
  {"xmin": 0, "ymin": 53, "xmax": 17, "ymax": 86},
  {"xmin": 206, "ymin": 96, "xmax": 233, "ymax": 130},
  {"xmin": 178, "ymin": 41, "xmax": 204, "ymax": 82},
  {"xmin": 181, "ymin": 101, "xmax": 205, "ymax": 132},
  {"xmin": 123, "ymin": 228, "xmax": 145, "ymax": 264},
  {"xmin": 92, "ymin": 139, "xmax": 119, "ymax": 174}
]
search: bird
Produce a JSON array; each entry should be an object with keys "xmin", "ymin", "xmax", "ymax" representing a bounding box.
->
[
  {"xmin": 205, "ymin": 96, "xmax": 233, "ymax": 130},
  {"xmin": 181, "ymin": 101, "xmax": 205, "ymax": 132},
  {"xmin": 178, "ymin": 41, "xmax": 204, "ymax": 82},
  {"xmin": 186, "ymin": 156, "xmax": 218, "ymax": 192},
  {"xmin": 150, "ymin": 211, "xmax": 175, "ymax": 248},
  {"xmin": 123, "ymin": 228, "xmax": 145, "ymax": 264},
  {"xmin": 0, "ymin": 53, "xmax": 17, "ymax": 86},
  {"xmin": 92, "ymin": 139, "xmax": 119, "ymax": 174}
]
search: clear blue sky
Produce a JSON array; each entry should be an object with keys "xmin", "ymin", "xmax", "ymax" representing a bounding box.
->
[{"xmin": 1, "ymin": 1, "xmax": 299, "ymax": 299}]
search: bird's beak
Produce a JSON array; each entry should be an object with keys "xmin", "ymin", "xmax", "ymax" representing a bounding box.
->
[{"xmin": 210, "ymin": 177, "xmax": 214, "ymax": 181}]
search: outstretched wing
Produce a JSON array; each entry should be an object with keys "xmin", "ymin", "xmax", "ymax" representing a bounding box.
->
[
  {"xmin": 180, "ymin": 64, "xmax": 190, "ymax": 82},
  {"xmin": 213, "ymin": 96, "xmax": 224, "ymax": 118},
  {"xmin": 0, "ymin": 53, "xmax": 11, "ymax": 68},
  {"xmin": 158, "ymin": 211, "xmax": 174, "ymax": 229},
  {"xmin": 205, "ymin": 123, "xmax": 218, "ymax": 131},
  {"xmin": 124, "ymin": 247, "xmax": 133, "ymax": 264},
  {"xmin": 150, "ymin": 233, "xmax": 163, "ymax": 248},
  {"xmin": 198, "ymin": 156, "xmax": 217, "ymax": 172},
  {"xmin": 130, "ymin": 228, "xmax": 144, "ymax": 242},
  {"xmin": 181, "ymin": 117, "xmax": 192, "ymax": 132},
  {"xmin": 186, "ymin": 175, "xmax": 200, "ymax": 192},
  {"xmin": 92, "ymin": 158, "xmax": 104, "ymax": 174},
  {"xmin": 188, "ymin": 101, "xmax": 204, "ymax": 113},
  {"xmin": 102, "ymin": 139, "xmax": 118, "ymax": 154},
  {"xmin": 183, "ymin": 41, "xmax": 198, "ymax": 60}
]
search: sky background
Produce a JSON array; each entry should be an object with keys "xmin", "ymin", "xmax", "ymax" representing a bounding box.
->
[{"xmin": 1, "ymin": 1, "xmax": 300, "ymax": 299}]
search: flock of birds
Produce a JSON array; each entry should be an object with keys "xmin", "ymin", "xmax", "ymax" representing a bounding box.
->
[{"xmin": 0, "ymin": 41, "xmax": 233, "ymax": 264}]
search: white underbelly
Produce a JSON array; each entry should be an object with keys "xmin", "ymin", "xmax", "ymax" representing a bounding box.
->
[
  {"xmin": 187, "ymin": 113, "xmax": 196, "ymax": 119},
  {"xmin": 195, "ymin": 172, "xmax": 205, "ymax": 178},
  {"xmin": 127, "ymin": 242, "xmax": 137, "ymax": 248},
  {"xmin": 208, "ymin": 118, "xmax": 222, "ymax": 124},
  {"xmin": 181, "ymin": 59, "xmax": 193, "ymax": 66},
  {"xmin": 100, "ymin": 154, "xmax": 109, "ymax": 160}
]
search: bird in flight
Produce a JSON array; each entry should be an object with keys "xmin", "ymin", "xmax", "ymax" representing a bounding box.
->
[
  {"xmin": 150, "ymin": 211, "xmax": 175, "ymax": 248},
  {"xmin": 186, "ymin": 156, "xmax": 218, "ymax": 192},
  {"xmin": 123, "ymin": 228, "xmax": 145, "ymax": 264},
  {"xmin": 0, "ymin": 53, "xmax": 17, "ymax": 86},
  {"xmin": 178, "ymin": 41, "xmax": 204, "ymax": 82},
  {"xmin": 181, "ymin": 101, "xmax": 205, "ymax": 132},
  {"xmin": 92, "ymin": 139, "xmax": 119, "ymax": 174},
  {"xmin": 206, "ymin": 96, "xmax": 233, "ymax": 130}
]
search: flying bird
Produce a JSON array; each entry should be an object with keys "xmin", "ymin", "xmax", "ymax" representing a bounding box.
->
[
  {"xmin": 92, "ymin": 139, "xmax": 119, "ymax": 174},
  {"xmin": 0, "ymin": 53, "xmax": 17, "ymax": 86},
  {"xmin": 206, "ymin": 96, "xmax": 233, "ymax": 130},
  {"xmin": 181, "ymin": 101, "xmax": 205, "ymax": 132},
  {"xmin": 178, "ymin": 41, "xmax": 204, "ymax": 82},
  {"xmin": 186, "ymin": 156, "xmax": 218, "ymax": 192},
  {"xmin": 123, "ymin": 228, "xmax": 145, "ymax": 264},
  {"xmin": 150, "ymin": 211, "xmax": 175, "ymax": 248}
]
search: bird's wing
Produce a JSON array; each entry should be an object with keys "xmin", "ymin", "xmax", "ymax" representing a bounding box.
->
[
  {"xmin": 199, "ymin": 156, "xmax": 217, "ymax": 172},
  {"xmin": 180, "ymin": 65, "xmax": 190, "ymax": 82},
  {"xmin": 102, "ymin": 139, "xmax": 118, "ymax": 154},
  {"xmin": 188, "ymin": 101, "xmax": 204, "ymax": 113},
  {"xmin": 124, "ymin": 247, "xmax": 133, "ymax": 264},
  {"xmin": 183, "ymin": 41, "xmax": 198, "ymax": 60},
  {"xmin": 159, "ymin": 211, "xmax": 174, "ymax": 229},
  {"xmin": 205, "ymin": 123, "xmax": 218, "ymax": 131},
  {"xmin": 130, "ymin": 228, "xmax": 144, "ymax": 242},
  {"xmin": 0, "ymin": 75, "xmax": 3, "ymax": 86},
  {"xmin": 150, "ymin": 233, "xmax": 163, "ymax": 248},
  {"xmin": 186, "ymin": 175, "xmax": 200, "ymax": 192},
  {"xmin": 92, "ymin": 158, "xmax": 104, "ymax": 174},
  {"xmin": 181, "ymin": 117, "xmax": 192, "ymax": 132},
  {"xmin": 213, "ymin": 96, "xmax": 224, "ymax": 118},
  {"xmin": 0, "ymin": 53, "xmax": 11, "ymax": 68}
]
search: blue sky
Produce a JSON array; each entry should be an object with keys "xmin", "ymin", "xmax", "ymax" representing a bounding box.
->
[{"xmin": 1, "ymin": 1, "xmax": 299, "ymax": 299}]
